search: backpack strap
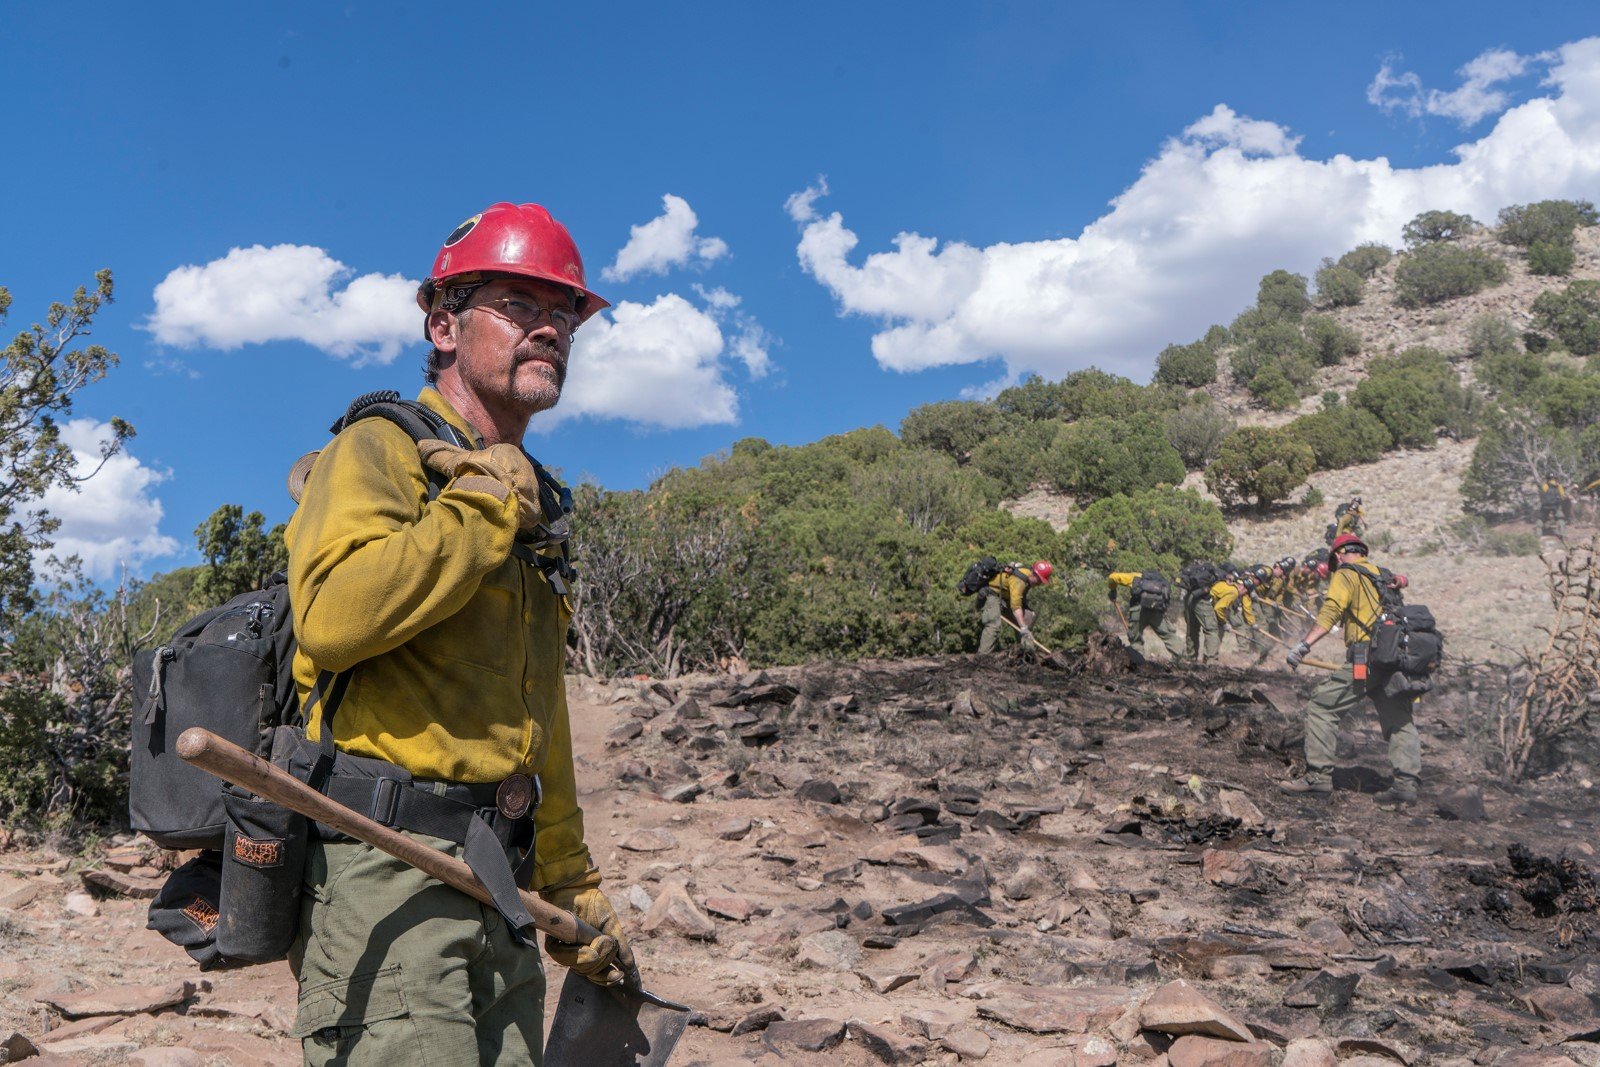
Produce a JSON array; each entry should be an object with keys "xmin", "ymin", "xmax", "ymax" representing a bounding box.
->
[
  {"xmin": 1338, "ymin": 562, "xmax": 1395, "ymax": 642},
  {"xmin": 330, "ymin": 391, "xmax": 469, "ymax": 503}
]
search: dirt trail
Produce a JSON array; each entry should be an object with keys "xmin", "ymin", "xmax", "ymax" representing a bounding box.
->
[{"xmin": 5, "ymin": 653, "xmax": 1600, "ymax": 1065}]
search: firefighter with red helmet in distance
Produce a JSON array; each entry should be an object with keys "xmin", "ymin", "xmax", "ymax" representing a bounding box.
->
[
  {"xmin": 977, "ymin": 560, "xmax": 1053, "ymax": 654},
  {"xmin": 286, "ymin": 203, "xmax": 630, "ymax": 1063}
]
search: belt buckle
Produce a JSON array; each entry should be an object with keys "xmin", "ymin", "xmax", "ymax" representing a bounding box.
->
[{"xmin": 496, "ymin": 773, "xmax": 534, "ymax": 820}]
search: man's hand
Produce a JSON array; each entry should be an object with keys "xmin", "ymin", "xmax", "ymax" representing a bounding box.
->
[
  {"xmin": 542, "ymin": 873, "xmax": 639, "ymax": 990},
  {"xmin": 1287, "ymin": 641, "xmax": 1311, "ymax": 670},
  {"xmin": 417, "ymin": 441, "xmax": 545, "ymax": 534}
]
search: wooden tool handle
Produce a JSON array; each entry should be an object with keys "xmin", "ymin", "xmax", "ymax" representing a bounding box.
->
[{"xmin": 175, "ymin": 727, "xmax": 602, "ymax": 944}]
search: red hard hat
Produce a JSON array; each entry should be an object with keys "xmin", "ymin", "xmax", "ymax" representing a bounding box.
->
[
  {"xmin": 419, "ymin": 202, "xmax": 609, "ymax": 323},
  {"xmin": 1032, "ymin": 561, "xmax": 1053, "ymax": 583},
  {"xmin": 1329, "ymin": 533, "xmax": 1368, "ymax": 556}
]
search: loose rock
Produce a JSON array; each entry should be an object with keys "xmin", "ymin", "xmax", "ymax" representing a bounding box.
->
[
  {"xmin": 1168, "ymin": 1034, "xmax": 1276, "ymax": 1067},
  {"xmin": 851, "ymin": 1018, "xmax": 928, "ymax": 1064},
  {"xmin": 764, "ymin": 1017, "xmax": 846, "ymax": 1053},
  {"xmin": 796, "ymin": 929, "xmax": 863, "ymax": 972},
  {"xmin": 1139, "ymin": 979, "xmax": 1255, "ymax": 1042},
  {"xmin": 641, "ymin": 882, "xmax": 717, "ymax": 941},
  {"xmin": 618, "ymin": 828, "xmax": 679, "ymax": 852}
]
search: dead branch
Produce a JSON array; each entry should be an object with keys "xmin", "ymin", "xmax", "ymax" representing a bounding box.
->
[{"xmin": 1494, "ymin": 535, "xmax": 1600, "ymax": 783}]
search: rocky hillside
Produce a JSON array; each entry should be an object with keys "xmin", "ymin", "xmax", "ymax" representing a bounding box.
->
[{"xmin": 1008, "ymin": 224, "xmax": 1600, "ymax": 665}]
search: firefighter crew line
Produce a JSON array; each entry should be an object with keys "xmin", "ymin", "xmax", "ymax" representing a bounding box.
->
[{"xmin": 963, "ymin": 497, "xmax": 1444, "ymax": 809}]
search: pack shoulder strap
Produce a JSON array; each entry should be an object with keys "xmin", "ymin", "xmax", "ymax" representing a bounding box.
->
[
  {"xmin": 329, "ymin": 390, "xmax": 468, "ymax": 447},
  {"xmin": 329, "ymin": 390, "xmax": 469, "ymax": 502},
  {"xmin": 1339, "ymin": 562, "xmax": 1390, "ymax": 641}
]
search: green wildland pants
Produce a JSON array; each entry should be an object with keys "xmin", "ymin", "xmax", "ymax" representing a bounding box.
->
[
  {"xmin": 1185, "ymin": 592, "xmax": 1220, "ymax": 660},
  {"xmin": 1301, "ymin": 664, "xmax": 1421, "ymax": 790},
  {"xmin": 290, "ymin": 829, "xmax": 545, "ymax": 1067},
  {"xmin": 1130, "ymin": 605, "xmax": 1184, "ymax": 659},
  {"xmin": 1541, "ymin": 506, "xmax": 1566, "ymax": 538},
  {"xmin": 977, "ymin": 593, "xmax": 1037, "ymax": 654}
]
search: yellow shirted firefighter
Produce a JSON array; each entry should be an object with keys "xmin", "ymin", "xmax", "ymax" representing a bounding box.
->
[{"xmin": 1107, "ymin": 569, "xmax": 1184, "ymax": 660}]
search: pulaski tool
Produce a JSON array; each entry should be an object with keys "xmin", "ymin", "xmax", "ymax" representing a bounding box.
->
[{"xmin": 175, "ymin": 727, "xmax": 690, "ymax": 1066}]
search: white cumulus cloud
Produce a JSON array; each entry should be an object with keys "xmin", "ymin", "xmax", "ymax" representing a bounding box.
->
[
  {"xmin": 547, "ymin": 294, "xmax": 741, "ymax": 429},
  {"xmin": 603, "ymin": 195, "xmax": 730, "ymax": 282},
  {"xmin": 791, "ymin": 36, "xmax": 1600, "ymax": 383},
  {"xmin": 146, "ymin": 244, "xmax": 417, "ymax": 364},
  {"xmin": 1369, "ymin": 46, "xmax": 1545, "ymax": 126},
  {"xmin": 36, "ymin": 420, "xmax": 179, "ymax": 579}
]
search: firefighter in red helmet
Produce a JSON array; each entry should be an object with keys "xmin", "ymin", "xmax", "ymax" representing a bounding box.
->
[{"xmin": 286, "ymin": 203, "xmax": 631, "ymax": 1064}]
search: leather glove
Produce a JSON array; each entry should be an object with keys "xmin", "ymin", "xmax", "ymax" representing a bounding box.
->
[
  {"xmin": 541, "ymin": 871, "xmax": 639, "ymax": 990},
  {"xmin": 1287, "ymin": 641, "xmax": 1311, "ymax": 670},
  {"xmin": 417, "ymin": 440, "xmax": 545, "ymax": 535}
]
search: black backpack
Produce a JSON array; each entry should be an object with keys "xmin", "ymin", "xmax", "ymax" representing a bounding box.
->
[
  {"xmin": 1541, "ymin": 482, "xmax": 1565, "ymax": 509},
  {"xmin": 1129, "ymin": 571, "xmax": 1171, "ymax": 613},
  {"xmin": 129, "ymin": 392, "xmax": 471, "ymax": 850},
  {"xmin": 957, "ymin": 556, "xmax": 1005, "ymax": 596},
  {"xmin": 1180, "ymin": 561, "xmax": 1220, "ymax": 594},
  {"xmin": 1342, "ymin": 564, "xmax": 1443, "ymax": 695}
]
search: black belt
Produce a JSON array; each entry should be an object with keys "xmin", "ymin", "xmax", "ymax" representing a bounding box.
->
[
  {"xmin": 322, "ymin": 774, "xmax": 539, "ymax": 853},
  {"xmin": 280, "ymin": 715, "xmax": 548, "ymax": 947}
]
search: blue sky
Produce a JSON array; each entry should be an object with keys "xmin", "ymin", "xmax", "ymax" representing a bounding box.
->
[{"xmin": 4, "ymin": 3, "xmax": 1599, "ymax": 579}]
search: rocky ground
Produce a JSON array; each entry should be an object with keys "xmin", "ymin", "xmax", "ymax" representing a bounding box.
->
[{"xmin": 4, "ymin": 651, "xmax": 1600, "ymax": 1065}]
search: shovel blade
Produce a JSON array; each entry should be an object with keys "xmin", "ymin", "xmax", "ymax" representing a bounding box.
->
[{"xmin": 546, "ymin": 970, "xmax": 691, "ymax": 1067}]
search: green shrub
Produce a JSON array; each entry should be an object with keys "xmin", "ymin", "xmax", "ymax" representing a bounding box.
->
[
  {"xmin": 971, "ymin": 421, "xmax": 1059, "ymax": 497},
  {"xmin": 1402, "ymin": 209, "xmax": 1477, "ymax": 246},
  {"xmin": 1302, "ymin": 486, "xmax": 1325, "ymax": 510},
  {"xmin": 900, "ymin": 400, "xmax": 1012, "ymax": 462},
  {"xmin": 1062, "ymin": 487, "xmax": 1233, "ymax": 576},
  {"xmin": 1476, "ymin": 348, "xmax": 1548, "ymax": 398},
  {"xmin": 849, "ymin": 448, "xmax": 996, "ymax": 533},
  {"xmin": 1497, "ymin": 199, "xmax": 1598, "ymax": 248},
  {"xmin": 1205, "ymin": 427, "xmax": 1315, "ymax": 511},
  {"xmin": 1054, "ymin": 369, "xmax": 1159, "ymax": 420},
  {"xmin": 1530, "ymin": 281, "xmax": 1600, "ymax": 356},
  {"xmin": 1530, "ymin": 372, "xmax": 1600, "ymax": 429},
  {"xmin": 1304, "ymin": 314, "xmax": 1361, "ymax": 366},
  {"xmin": 1394, "ymin": 243, "xmax": 1508, "ymax": 307},
  {"xmin": 1164, "ymin": 399, "xmax": 1234, "ymax": 469},
  {"xmin": 1257, "ymin": 269, "xmax": 1311, "ymax": 321},
  {"xmin": 0, "ymin": 681, "xmax": 71, "ymax": 826},
  {"xmin": 1466, "ymin": 315, "xmax": 1520, "ymax": 361},
  {"xmin": 1337, "ymin": 243, "xmax": 1393, "ymax": 278},
  {"xmin": 1352, "ymin": 346, "xmax": 1476, "ymax": 447},
  {"xmin": 1154, "ymin": 341, "xmax": 1218, "ymax": 387},
  {"xmin": 1528, "ymin": 240, "xmax": 1576, "ymax": 277},
  {"xmin": 993, "ymin": 376, "xmax": 1068, "ymax": 421},
  {"xmin": 1202, "ymin": 324, "xmax": 1230, "ymax": 349},
  {"xmin": 1046, "ymin": 413, "xmax": 1186, "ymax": 500},
  {"xmin": 994, "ymin": 369, "xmax": 1156, "ymax": 423},
  {"xmin": 1284, "ymin": 407, "xmax": 1394, "ymax": 470},
  {"xmin": 1248, "ymin": 361, "xmax": 1303, "ymax": 411},
  {"xmin": 1314, "ymin": 263, "xmax": 1364, "ymax": 307},
  {"xmin": 1230, "ymin": 320, "xmax": 1311, "ymax": 386},
  {"xmin": 1447, "ymin": 515, "xmax": 1541, "ymax": 557}
]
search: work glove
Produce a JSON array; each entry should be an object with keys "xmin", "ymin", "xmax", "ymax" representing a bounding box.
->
[
  {"xmin": 1287, "ymin": 641, "xmax": 1311, "ymax": 670},
  {"xmin": 542, "ymin": 871, "xmax": 640, "ymax": 990},
  {"xmin": 417, "ymin": 440, "xmax": 545, "ymax": 535}
]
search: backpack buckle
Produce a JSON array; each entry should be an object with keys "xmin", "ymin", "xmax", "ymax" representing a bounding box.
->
[{"xmin": 369, "ymin": 778, "xmax": 401, "ymax": 826}]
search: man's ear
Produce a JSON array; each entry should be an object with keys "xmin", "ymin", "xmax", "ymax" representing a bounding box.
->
[{"xmin": 427, "ymin": 310, "xmax": 459, "ymax": 353}]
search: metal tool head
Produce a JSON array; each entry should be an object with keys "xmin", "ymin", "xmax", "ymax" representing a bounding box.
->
[{"xmin": 546, "ymin": 970, "xmax": 691, "ymax": 1067}]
